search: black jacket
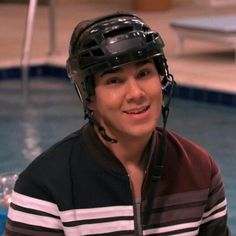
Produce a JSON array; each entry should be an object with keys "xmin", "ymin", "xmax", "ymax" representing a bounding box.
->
[{"xmin": 5, "ymin": 124, "xmax": 230, "ymax": 235}]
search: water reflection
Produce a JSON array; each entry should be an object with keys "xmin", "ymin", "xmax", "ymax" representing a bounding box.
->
[{"xmin": 22, "ymin": 110, "xmax": 42, "ymax": 161}]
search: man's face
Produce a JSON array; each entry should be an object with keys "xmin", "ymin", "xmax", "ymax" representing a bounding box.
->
[{"xmin": 88, "ymin": 59, "xmax": 163, "ymax": 141}]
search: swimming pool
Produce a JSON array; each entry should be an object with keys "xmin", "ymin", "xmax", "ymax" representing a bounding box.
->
[{"xmin": 0, "ymin": 77, "xmax": 235, "ymax": 234}]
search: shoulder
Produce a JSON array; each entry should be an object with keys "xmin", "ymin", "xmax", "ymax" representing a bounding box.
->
[
  {"xmin": 157, "ymin": 128, "xmax": 220, "ymax": 191},
  {"xmin": 25, "ymin": 126, "xmax": 85, "ymax": 171},
  {"xmin": 165, "ymin": 128, "xmax": 214, "ymax": 165},
  {"xmin": 14, "ymin": 126, "xmax": 89, "ymax": 200}
]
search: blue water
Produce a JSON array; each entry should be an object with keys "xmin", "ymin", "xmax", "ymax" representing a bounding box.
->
[
  {"xmin": 0, "ymin": 78, "xmax": 235, "ymax": 234},
  {"xmin": 0, "ymin": 209, "xmax": 7, "ymax": 236}
]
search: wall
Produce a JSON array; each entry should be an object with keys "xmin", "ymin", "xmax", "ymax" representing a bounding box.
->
[
  {"xmin": 55, "ymin": 0, "xmax": 191, "ymax": 4},
  {"xmin": 0, "ymin": 0, "xmax": 192, "ymax": 5}
]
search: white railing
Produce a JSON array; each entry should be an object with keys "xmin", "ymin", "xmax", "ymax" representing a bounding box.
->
[{"xmin": 21, "ymin": 0, "xmax": 57, "ymax": 102}]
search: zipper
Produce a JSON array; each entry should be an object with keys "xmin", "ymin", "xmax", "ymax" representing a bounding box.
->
[
  {"xmin": 128, "ymin": 174, "xmax": 143, "ymax": 236},
  {"xmin": 125, "ymin": 131, "xmax": 158, "ymax": 235}
]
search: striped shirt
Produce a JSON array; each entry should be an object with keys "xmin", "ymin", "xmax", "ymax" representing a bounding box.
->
[{"xmin": 5, "ymin": 124, "xmax": 230, "ymax": 235}]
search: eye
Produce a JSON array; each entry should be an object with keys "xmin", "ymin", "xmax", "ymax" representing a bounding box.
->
[
  {"xmin": 106, "ymin": 77, "xmax": 123, "ymax": 85},
  {"xmin": 136, "ymin": 69, "xmax": 151, "ymax": 79}
]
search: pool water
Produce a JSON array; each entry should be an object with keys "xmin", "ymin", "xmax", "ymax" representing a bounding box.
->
[
  {"xmin": 0, "ymin": 205, "xmax": 7, "ymax": 236},
  {"xmin": 0, "ymin": 77, "xmax": 235, "ymax": 234}
]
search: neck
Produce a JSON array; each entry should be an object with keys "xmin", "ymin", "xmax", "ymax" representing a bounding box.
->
[
  {"xmin": 94, "ymin": 125, "xmax": 152, "ymax": 168},
  {"xmin": 94, "ymin": 125, "xmax": 154, "ymax": 201}
]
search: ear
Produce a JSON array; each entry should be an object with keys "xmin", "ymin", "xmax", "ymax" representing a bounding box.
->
[{"xmin": 86, "ymin": 96, "xmax": 96, "ymax": 111}]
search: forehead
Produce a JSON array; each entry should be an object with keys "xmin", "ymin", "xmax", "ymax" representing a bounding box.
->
[{"xmin": 97, "ymin": 59, "xmax": 155, "ymax": 77}]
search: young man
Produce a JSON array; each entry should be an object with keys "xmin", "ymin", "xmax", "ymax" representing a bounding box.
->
[{"xmin": 5, "ymin": 12, "xmax": 230, "ymax": 235}]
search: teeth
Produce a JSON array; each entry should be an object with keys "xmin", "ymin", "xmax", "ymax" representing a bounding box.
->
[{"xmin": 126, "ymin": 106, "xmax": 148, "ymax": 114}]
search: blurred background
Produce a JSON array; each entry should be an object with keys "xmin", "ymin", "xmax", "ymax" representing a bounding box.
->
[{"xmin": 0, "ymin": 0, "xmax": 236, "ymax": 234}]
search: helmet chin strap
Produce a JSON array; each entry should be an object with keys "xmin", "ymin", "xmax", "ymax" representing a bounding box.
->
[
  {"xmin": 86, "ymin": 111, "xmax": 118, "ymax": 144},
  {"xmin": 98, "ymin": 126, "xmax": 118, "ymax": 143},
  {"xmin": 162, "ymin": 73, "xmax": 175, "ymax": 130},
  {"xmin": 73, "ymin": 81, "xmax": 118, "ymax": 143}
]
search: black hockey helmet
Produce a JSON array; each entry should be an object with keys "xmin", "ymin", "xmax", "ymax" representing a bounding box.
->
[{"xmin": 67, "ymin": 12, "xmax": 175, "ymax": 122}]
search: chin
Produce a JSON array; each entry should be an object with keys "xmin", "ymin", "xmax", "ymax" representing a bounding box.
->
[{"xmin": 124, "ymin": 124, "xmax": 156, "ymax": 139}]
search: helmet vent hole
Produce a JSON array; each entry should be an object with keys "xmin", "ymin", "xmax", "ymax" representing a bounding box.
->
[
  {"xmin": 145, "ymin": 33, "xmax": 153, "ymax": 42},
  {"xmin": 91, "ymin": 48, "xmax": 104, "ymax": 56},
  {"xmin": 81, "ymin": 52, "xmax": 90, "ymax": 58},
  {"xmin": 84, "ymin": 39, "xmax": 97, "ymax": 48},
  {"xmin": 142, "ymin": 26, "xmax": 149, "ymax": 32},
  {"xmin": 103, "ymin": 26, "xmax": 133, "ymax": 38}
]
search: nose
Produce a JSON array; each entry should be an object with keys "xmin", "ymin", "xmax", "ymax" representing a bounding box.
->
[{"xmin": 126, "ymin": 78, "xmax": 145, "ymax": 103}]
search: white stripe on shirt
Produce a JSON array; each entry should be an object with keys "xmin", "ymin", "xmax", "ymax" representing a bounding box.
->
[
  {"xmin": 60, "ymin": 205, "xmax": 133, "ymax": 222},
  {"xmin": 64, "ymin": 220, "xmax": 134, "ymax": 235},
  {"xmin": 143, "ymin": 220, "xmax": 201, "ymax": 235},
  {"xmin": 8, "ymin": 208, "xmax": 63, "ymax": 229},
  {"xmin": 11, "ymin": 191, "xmax": 59, "ymax": 216},
  {"xmin": 202, "ymin": 198, "xmax": 227, "ymax": 218}
]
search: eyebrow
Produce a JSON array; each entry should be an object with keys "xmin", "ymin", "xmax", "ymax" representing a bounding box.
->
[
  {"xmin": 135, "ymin": 59, "xmax": 152, "ymax": 67},
  {"xmin": 100, "ymin": 67, "xmax": 122, "ymax": 77},
  {"xmin": 100, "ymin": 59, "xmax": 153, "ymax": 78}
]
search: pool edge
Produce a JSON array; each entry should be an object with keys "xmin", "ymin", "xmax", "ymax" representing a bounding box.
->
[{"xmin": 0, "ymin": 64, "xmax": 235, "ymax": 107}]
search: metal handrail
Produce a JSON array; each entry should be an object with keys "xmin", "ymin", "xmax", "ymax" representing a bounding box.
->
[
  {"xmin": 21, "ymin": 0, "xmax": 57, "ymax": 103},
  {"xmin": 48, "ymin": 0, "xmax": 57, "ymax": 56}
]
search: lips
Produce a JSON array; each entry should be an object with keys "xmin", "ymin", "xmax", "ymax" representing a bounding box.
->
[{"xmin": 124, "ymin": 105, "xmax": 150, "ymax": 115}]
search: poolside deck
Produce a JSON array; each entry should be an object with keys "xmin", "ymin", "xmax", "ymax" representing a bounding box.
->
[{"xmin": 1, "ymin": 1, "xmax": 236, "ymax": 94}]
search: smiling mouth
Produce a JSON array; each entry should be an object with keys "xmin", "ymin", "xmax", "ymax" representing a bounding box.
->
[{"xmin": 124, "ymin": 106, "xmax": 150, "ymax": 115}]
